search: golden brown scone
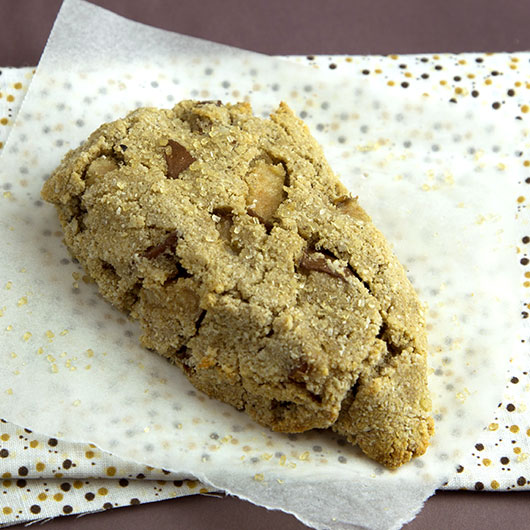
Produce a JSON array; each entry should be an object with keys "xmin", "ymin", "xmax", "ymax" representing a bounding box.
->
[{"xmin": 42, "ymin": 100, "xmax": 433, "ymax": 468}]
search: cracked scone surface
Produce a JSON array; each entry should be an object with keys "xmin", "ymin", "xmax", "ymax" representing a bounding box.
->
[{"xmin": 41, "ymin": 100, "xmax": 434, "ymax": 468}]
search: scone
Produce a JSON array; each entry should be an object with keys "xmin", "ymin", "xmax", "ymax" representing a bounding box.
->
[{"xmin": 41, "ymin": 100, "xmax": 434, "ymax": 468}]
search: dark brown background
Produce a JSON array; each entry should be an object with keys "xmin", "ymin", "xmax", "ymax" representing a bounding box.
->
[
  {"xmin": 2, "ymin": 1, "xmax": 530, "ymax": 528},
  {"xmin": 2, "ymin": 0, "xmax": 530, "ymax": 65}
]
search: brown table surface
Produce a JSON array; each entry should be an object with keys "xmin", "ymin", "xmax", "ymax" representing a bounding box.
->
[{"xmin": 2, "ymin": 1, "xmax": 530, "ymax": 529}]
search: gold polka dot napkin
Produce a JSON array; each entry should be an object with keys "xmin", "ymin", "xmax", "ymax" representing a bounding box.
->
[
  {"xmin": 1, "ymin": 50, "xmax": 529, "ymax": 527},
  {"xmin": 0, "ymin": 418, "xmax": 219, "ymax": 525}
]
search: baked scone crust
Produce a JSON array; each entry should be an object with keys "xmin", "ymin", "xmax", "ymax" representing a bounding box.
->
[{"xmin": 42, "ymin": 100, "xmax": 434, "ymax": 468}]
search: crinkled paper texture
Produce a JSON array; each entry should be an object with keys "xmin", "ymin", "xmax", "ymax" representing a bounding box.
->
[{"xmin": 0, "ymin": 1, "xmax": 523, "ymax": 529}]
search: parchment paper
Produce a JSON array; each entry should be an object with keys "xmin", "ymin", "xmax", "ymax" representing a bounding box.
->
[{"xmin": 0, "ymin": 1, "xmax": 522, "ymax": 529}]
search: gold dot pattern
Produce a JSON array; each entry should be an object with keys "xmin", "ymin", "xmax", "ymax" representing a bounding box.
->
[
  {"xmin": 0, "ymin": 68, "xmax": 33, "ymax": 152},
  {"xmin": 0, "ymin": 419, "xmax": 218, "ymax": 525},
  {"xmin": 0, "ymin": 50, "xmax": 529, "ymax": 526}
]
